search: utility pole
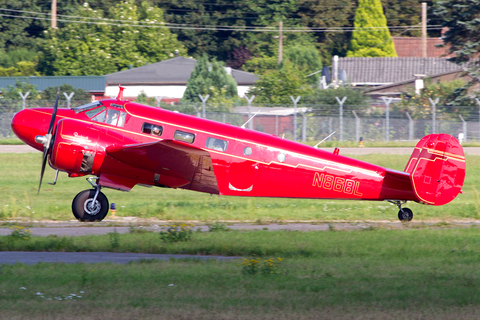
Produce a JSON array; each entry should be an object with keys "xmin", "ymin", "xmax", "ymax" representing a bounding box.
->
[
  {"xmin": 51, "ymin": 0, "xmax": 57, "ymax": 29},
  {"xmin": 278, "ymin": 21, "xmax": 283, "ymax": 65},
  {"xmin": 421, "ymin": 2, "xmax": 427, "ymax": 58}
]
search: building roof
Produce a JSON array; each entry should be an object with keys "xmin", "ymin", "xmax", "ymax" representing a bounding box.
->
[
  {"xmin": 338, "ymin": 57, "xmax": 462, "ymax": 85},
  {"xmin": 106, "ymin": 56, "xmax": 258, "ymax": 86},
  {"xmin": 0, "ymin": 76, "xmax": 106, "ymax": 93},
  {"xmin": 392, "ymin": 37, "xmax": 454, "ymax": 58},
  {"xmin": 232, "ymin": 106, "xmax": 311, "ymax": 116}
]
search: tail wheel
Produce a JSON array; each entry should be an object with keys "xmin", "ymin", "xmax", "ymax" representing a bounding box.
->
[
  {"xmin": 72, "ymin": 189, "xmax": 109, "ymax": 222},
  {"xmin": 398, "ymin": 207, "xmax": 413, "ymax": 222}
]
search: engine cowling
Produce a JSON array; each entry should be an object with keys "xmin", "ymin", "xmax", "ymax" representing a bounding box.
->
[{"xmin": 49, "ymin": 118, "xmax": 126, "ymax": 176}]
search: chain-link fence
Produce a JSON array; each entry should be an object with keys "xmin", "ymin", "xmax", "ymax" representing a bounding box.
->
[{"xmin": 2, "ymin": 99, "xmax": 479, "ymax": 142}]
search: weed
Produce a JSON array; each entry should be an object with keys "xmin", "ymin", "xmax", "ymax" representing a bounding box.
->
[
  {"xmin": 9, "ymin": 226, "xmax": 31, "ymax": 240},
  {"xmin": 241, "ymin": 257, "xmax": 283, "ymax": 275},
  {"xmin": 109, "ymin": 228, "xmax": 120, "ymax": 250},
  {"xmin": 159, "ymin": 223, "xmax": 194, "ymax": 242},
  {"xmin": 208, "ymin": 221, "xmax": 231, "ymax": 232}
]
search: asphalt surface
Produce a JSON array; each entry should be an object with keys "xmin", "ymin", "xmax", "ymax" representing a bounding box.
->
[{"xmin": 0, "ymin": 251, "xmax": 238, "ymax": 265}]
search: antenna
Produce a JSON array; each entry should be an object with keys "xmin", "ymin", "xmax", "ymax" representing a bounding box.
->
[
  {"xmin": 314, "ymin": 131, "xmax": 336, "ymax": 148},
  {"xmin": 241, "ymin": 110, "xmax": 261, "ymax": 129}
]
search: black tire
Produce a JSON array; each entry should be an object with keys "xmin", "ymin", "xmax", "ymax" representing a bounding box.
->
[
  {"xmin": 398, "ymin": 207, "xmax": 413, "ymax": 222},
  {"xmin": 72, "ymin": 189, "xmax": 109, "ymax": 222}
]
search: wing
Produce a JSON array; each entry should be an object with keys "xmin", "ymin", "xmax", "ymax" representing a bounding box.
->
[{"xmin": 106, "ymin": 140, "xmax": 219, "ymax": 194}]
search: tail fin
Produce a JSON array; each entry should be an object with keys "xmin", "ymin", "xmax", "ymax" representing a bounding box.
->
[{"xmin": 405, "ymin": 134, "xmax": 465, "ymax": 205}]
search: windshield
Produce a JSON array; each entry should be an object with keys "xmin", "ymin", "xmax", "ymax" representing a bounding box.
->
[{"xmin": 72, "ymin": 101, "xmax": 103, "ymax": 114}]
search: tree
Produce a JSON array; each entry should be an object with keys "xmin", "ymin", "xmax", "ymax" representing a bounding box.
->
[
  {"xmin": 38, "ymin": 1, "xmax": 187, "ymax": 75},
  {"xmin": 432, "ymin": 0, "xmax": 480, "ymax": 106},
  {"xmin": 347, "ymin": 0, "xmax": 397, "ymax": 57},
  {"xmin": 1, "ymin": 80, "xmax": 39, "ymax": 100},
  {"xmin": 182, "ymin": 54, "xmax": 238, "ymax": 103},
  {"xmin": 0, "ymin": 62, "xmax": 40, "ymax": 76},
  {"xmin": 303, "ymin": 86, "xmax": 369, "ymax": 114},
  {"xmin": 41, "ymin": 84, "xmax": 90, "ymax": 101},
  {"xmin": 284, "ymin": 44, "xmax": 323, "ymax": 85},
  {"xmin": 248, "ymin": 61, "xmax": 312, "ymax": 104}
]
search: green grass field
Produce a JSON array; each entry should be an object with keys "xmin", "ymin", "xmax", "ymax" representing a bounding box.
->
[
  {"xmin": 2, "ymin": 151, "xmax": 480, "ymax": 319},
  {"xmin": 2, "ymin": 228, "xmax": 480, "ymax": 319},
  {"xmin": 0, "ymin": 153, "xmax": 478, "ymax": 222}
]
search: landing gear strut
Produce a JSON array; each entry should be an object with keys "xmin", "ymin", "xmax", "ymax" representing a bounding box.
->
[
  {"xmin": 72, "ymin": 178, "xmax": 109, "ymax": 222},
  {"xmin": 389, "ymin": 200, "xmax": 413, "ymax": 222}
]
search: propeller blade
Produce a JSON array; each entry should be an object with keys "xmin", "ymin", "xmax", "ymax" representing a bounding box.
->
[
  {"xmin": 47, "ymin": 88, "xmax": 60, "ymax": 135},
  {"xmin": 38, "ymin": 88, "xmax": 60, "ymax": 194},
  {"xmin": 38, "ymin": 148, "xmax": 49, "ymax": 194}
]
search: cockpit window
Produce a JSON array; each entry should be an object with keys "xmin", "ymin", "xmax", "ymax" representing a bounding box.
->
[
  {"xmin": 118, "ymin": 112, "xmax": 127, "ymax": 127},
  {"xmin": 106, "ymin": 109, "xmax": 120, "ymax": 125},
  {"xmin": 91, "ymin": 109, "xmax": 106, "ymax": 123},
  {"xmin": 85, "ymin": 106, "xmax": 106, "ymax": 118},
  {"xmin": 73, "ymin": 101, "xmax": 103, "ymax": 113}
]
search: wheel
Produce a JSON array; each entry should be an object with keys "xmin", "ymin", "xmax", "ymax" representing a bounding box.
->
[
  {"xmin": 72, "ymin": 189, "xmax": 109, "ymax": 222},
  {"xmin": 398, "ymin": 207, "xmax": 413, "ymax": 222}
]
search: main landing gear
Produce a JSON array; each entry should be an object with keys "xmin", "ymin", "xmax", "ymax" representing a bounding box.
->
[
  {"xmin": 389, "ymin": 200, "xmax": 413, "ymax": 222},
  {"xmin": 72, "ymin": 178, "xmax": 109, "ymax": 222}
]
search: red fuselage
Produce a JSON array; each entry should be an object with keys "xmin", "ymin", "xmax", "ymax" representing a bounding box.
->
[{"xmin": 11, "ymin": 99, "xmax": 418, "ymax": 202}]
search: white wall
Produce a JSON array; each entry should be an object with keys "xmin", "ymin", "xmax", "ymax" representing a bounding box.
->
[{"xmin": 106, "ymin": 85, "xmax": 253, "ymax": 99}]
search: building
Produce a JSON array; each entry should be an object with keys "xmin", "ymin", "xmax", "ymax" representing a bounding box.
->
[{"xmin": 104, "ymin": 56, "xmax": 258, "ymax": 101}]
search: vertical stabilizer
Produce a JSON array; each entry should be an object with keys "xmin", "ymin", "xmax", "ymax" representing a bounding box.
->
[{"xmin": 405, "ymin": 134, "xmax": 465, "ymax": 205}]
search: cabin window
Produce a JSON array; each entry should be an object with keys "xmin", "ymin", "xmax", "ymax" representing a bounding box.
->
[
  {"xmin": 174, "ymin": 130, "xmax": 195, "ymax": 143},
  {"xmin": 91, "ymin": 109, "xmax": 106, "ymax": 123},
  {"xmin": 206, "ymin": 137, "xmax": 228, "ymax": 152},
  {"xmin": 118, "ymin": 112, "xmax": 127, "ymax": 127},
  {"xmin": 106, "ymin": 109, "xmax": 120, "ymax": 125},
  {"xmin": 142, "ymin": 123, "xmax": 163, "ymax": 136},
  {"xmin": 85, "ymin": 106, "xmax": 106, "ymax": 119},
  {"xmin": 277, "ymin": 153, "xmax": 286, "ymax": 163},
  {"xmin": 243, "ymin": 147, "xmax": 252, "ymax": 156}
]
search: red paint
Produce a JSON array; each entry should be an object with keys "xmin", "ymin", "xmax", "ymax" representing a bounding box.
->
[{"xmin": 10, "ymin": 95, "xmax": 466, "ymax": 219}]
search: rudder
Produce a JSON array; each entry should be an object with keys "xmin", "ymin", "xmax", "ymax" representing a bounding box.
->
[{"xmin": 404, "ymin": 134, "xmax": 465, "ymax": 205}]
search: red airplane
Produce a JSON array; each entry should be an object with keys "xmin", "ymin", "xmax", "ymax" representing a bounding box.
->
[{"xmin": 11, "ymin": 88, "xmax": 466, "ymax": 222}]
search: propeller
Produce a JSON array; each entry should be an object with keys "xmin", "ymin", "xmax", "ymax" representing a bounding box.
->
[{"xmin": 37, "ymin": 88, "xmax": 60, "ymax": 194}]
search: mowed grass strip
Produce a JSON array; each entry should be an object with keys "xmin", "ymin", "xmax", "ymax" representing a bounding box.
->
[
  {"xmin": 2, "ymin": 228, "xmax": 480, "ymax": 319},
  {"xmin": 0, "ymin": 153, "xmax": 479, "ymax": 221}
]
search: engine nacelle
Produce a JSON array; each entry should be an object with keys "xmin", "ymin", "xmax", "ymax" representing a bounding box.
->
[{"xmin": 49, "ymin": 119, "xmax": 126, "ymax": 176}]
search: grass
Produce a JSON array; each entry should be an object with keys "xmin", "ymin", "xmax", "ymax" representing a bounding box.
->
[
  {"xmin": 0, "ymin": 153, "xmax": 479, "ymax": 222},
  {"xmin": 0, "ymin": 138, "xmax": 25, "ymax": 145},
  {"xmin": 3, "ymin": 228, "xmax": 480, "ymax": 319}
]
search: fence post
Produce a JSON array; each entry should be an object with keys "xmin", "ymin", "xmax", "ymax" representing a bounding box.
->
[
  {"xmin": 406, "ymin": 112, "xmax": 414, "ymax": 140},
  {"xmin": 428, "ymin": 97, "xmax": 439, "ymax": 134},
  {"xmin": 63, "ymin": 92, "xmax": 74, "ymax": 109},
  {"xmin": 290, "ymin": 96, "xmax": 301, "ymax": 141},
  {"xmin": 302, "ymin": 112, "xmax": 307, "ymax": 142},
  {"xmin": 198, "ymin": 94, "xmax": 209, "ymax": 119},
  {"xmin": 459, "ymin": 114, "xmax": 467, "ymax": 142},
  {"xmin": 475, "ymin": 98, "xmax": 480, "ymax": 141},
  {"xmin": 222, "ymin": 113, "xmax": 226, "ymax": 123},
  {"xmin": 381, "ymin": 97, "xmax": 393, "ymax": 142},
  {"xmin": 244, "ymin": 94, "xmax": 255, "ymax": 130},
  {"xmin": 155, "ymin": 96, "xmax": 163, "ymax": 108},
  {"xmin": 19, "ymin": 91, "xmax": 30, "ymax": 109},
  {"xmin": 335, "ymin": 96, "xmax": 347, "ymax": 142},
  {"xmin": 275, "ymin": 115, "xmax": 279, "ymax": 136},
  {"xmin": 352, "ymin": 110, "xmax": 360, "ymax": 142}
]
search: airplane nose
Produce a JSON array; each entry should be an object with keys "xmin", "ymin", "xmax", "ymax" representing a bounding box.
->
[{"xmin": 11, "ymin": 109, "xmax": 49, "ymax": 151}]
